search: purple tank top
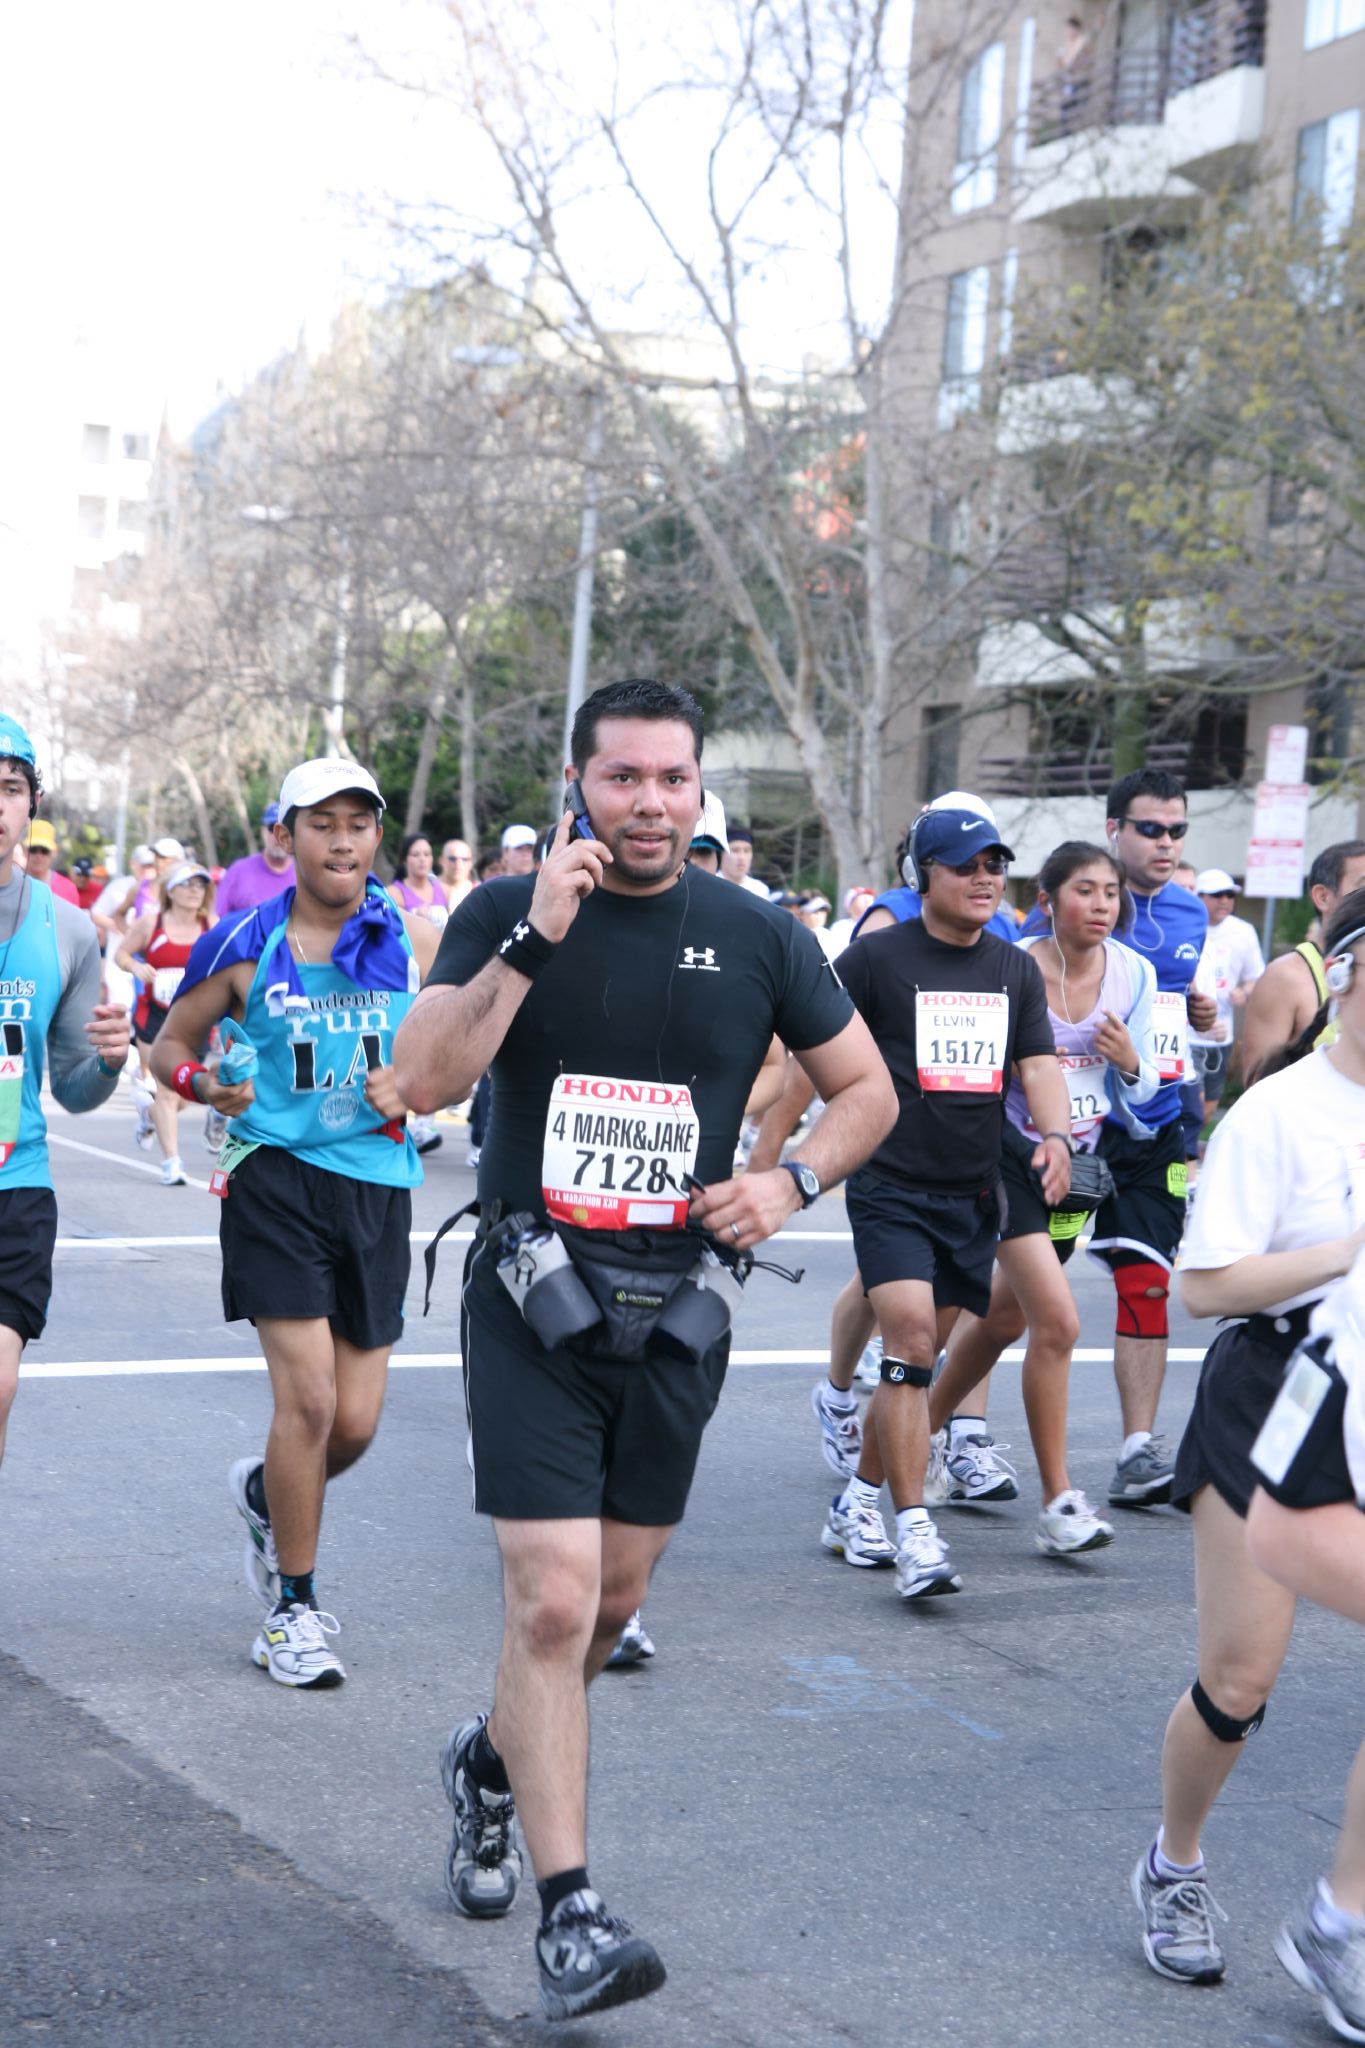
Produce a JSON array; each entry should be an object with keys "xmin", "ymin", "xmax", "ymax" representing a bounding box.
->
[{"xmin": 1007, "ymin": 938, "xmax": 1137, "ymax": 1151}]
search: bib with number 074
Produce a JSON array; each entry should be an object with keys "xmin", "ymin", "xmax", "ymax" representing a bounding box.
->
[
  {"xmin": 1151, "ymin": 990, "xmax": 1189, "ymax": 1083},
  {"xmin": 542, "ymin": 1073, "xmax": 699, "ymax": 1231},
  {"xmin": 915, "ymin": 990, "xmax": 1009, "ymax": 1095}
]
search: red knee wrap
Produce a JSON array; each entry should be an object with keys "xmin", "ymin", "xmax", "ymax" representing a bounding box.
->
[{"xmin": 1114, "ymin": 1259, "xmax": 1169, "ymax": 1340}]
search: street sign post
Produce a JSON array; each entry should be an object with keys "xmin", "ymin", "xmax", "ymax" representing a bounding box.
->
[{"xmin": 1247, "ymin": 725, "xmax": 1311, "ymax": 957}]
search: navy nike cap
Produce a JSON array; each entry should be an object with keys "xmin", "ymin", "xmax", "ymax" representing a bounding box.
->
[{"xmin": 916, "ymin": 808, "xmax": 1015, "ymax": 868}]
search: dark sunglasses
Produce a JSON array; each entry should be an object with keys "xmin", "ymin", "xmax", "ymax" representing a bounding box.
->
[
  {"xmin": 944, "ymin": 854, "xmax": 1010, "ymax": 878},
  {"xmin": 1120, "ymin": 816, "xmax": 1189, "ymax": 841}
]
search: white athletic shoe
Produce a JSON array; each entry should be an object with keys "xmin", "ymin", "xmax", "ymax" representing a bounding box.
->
[
  {"xmin": 1037, "ymin": 1489, "xmax": 1115, "ymax": 1556},
  {"xmin": 160, "ymin": 1155, "xmax": 187, "ymax": 1187},
  {"xmin": 134, "ymin": 1118, "xmax": 155, "ymax": 1152},
  {"xmin": 810, "ymin": 1381, "xmax": 862, "ymax": 1478},
  {"xmin": 821, "ymin": 1495, "xmax": 896, "ymax": 1566},
  {"xmin": 894, "ymin": 1520, "xmax": 962, "ymax": 1600},
  {"xmin": 854, "ymin": 1335, "xmax": 883, "ymax": 1389},
  {"xmin": 228, "ymin": 1456, "xmax": 280, "ymax": 1608},
  {"xmin": 942, "ymin": 1433, "xmax": 1019, "ymax": 1504},
  {"xmin": 605, "ymin": 1611, "xmax": 656, "ymax": 1667},
  {"xmin": 923, "ymin": 1430, "xmax": 949, "ymax": 1506},
  {"xmin": 466, "ymin": 1144, "xmax": 481, "ymax": 1170},
  {"xmin": 252, "ymin": 1604, "xmax": 345, "ymax": 1688}
]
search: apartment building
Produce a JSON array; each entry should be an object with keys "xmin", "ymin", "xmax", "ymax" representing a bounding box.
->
[{"xmin": 884, "ymin": 0, "xmax": 1365, "ymax": 871}]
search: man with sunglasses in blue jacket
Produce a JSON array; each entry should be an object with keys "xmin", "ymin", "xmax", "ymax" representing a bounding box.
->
[{"xmin": 1023, "ymin": 768, "xmax": 1215, "ymax": 1508}]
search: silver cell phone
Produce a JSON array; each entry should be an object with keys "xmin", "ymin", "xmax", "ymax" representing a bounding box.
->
[{"xmin": 1250, "ymin": 1351, "xmax": 1336, "ymax": 1487}]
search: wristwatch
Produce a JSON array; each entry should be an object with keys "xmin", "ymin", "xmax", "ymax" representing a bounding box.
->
[{"xmin": 779, "ymin": 1160, "xmax": 821, "ymax": 1209}]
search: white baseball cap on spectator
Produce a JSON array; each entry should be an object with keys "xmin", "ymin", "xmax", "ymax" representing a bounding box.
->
[
  {"xmin": 152, "ymin": 837, "xmax": 186, "ymax": 860},
  {"xmin": 501, "ymin": 823, "xmax": 537, "ymax": 852},
  {"xmin": 692, "ymin": 790, "xmax": 729, "ymax": 852},
  {"xmin": 1195, "ymin": 868, "xmax": 1238, "ymax": 895}
]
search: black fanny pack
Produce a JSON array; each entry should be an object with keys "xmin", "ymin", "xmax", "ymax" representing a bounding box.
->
[{"xmin": 1004, "ymin": 1121, "xmax": 1114, "ymax": 1215}]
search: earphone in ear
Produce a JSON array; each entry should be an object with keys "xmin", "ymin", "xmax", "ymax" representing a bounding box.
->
[{"xmin": 1326, "ymin": 952, "xmax": 1355, "ymax": 997}]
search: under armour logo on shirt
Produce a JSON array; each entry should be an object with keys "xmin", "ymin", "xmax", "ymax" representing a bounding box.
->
[{"xmin": 679, "ymin": 945, "xmax": 720, "ymax": 971}]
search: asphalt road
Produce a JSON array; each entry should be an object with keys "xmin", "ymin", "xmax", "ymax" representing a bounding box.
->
[{"xmin": 3, "ymin": 1084, "xmax": 1362, "ymax": 2047}]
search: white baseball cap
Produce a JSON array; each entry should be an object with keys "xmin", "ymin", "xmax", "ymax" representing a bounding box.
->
[
  {"xmin": 692, "ymin": 790, "xmax": 729, "ymax": 852},
  {"xmin": 926, "ymin": 789, "xmax": 999, "ymax": 826},
  {"xmin": 1195, "ymin": 868, "xmax": 1238, "ymax": 895},
  {"xmin": 278, "ymin": 758, "xmax": 385, "ymax": 818},
  {"xmin": 164, "ymin": 860, "xmax": 211, "ymax": 892},
  {"xmin": 132, "ymin": 843, "xmax": 155, "ymax": 866},
  {"xmin": 501, "ymin": 823, "xmax": 537, "ymax": 851},
  {"xmin": 152, "ymin": 837, "xmax": 185, "ymax": 860}
]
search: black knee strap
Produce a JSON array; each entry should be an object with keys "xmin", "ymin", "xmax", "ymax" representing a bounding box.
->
[
  {"xmin": 880, "ymin": 1355, "xmax": 933, "ymax": 1388},
  {"xmin": 1191, "ymin": 1676, "xmax": 1265, "ymax": 1743}
]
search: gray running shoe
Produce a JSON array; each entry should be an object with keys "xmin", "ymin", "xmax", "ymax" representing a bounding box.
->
[
  {"xmin": 943, "ymin": 1433, "xmax": 1019, "ymax": 1503},
  {"xmin": 1276, "ymin": 1891, "xmax": 1365, "ymax": 2041},
  {"xmin": 1131, "ymin": 1852, "xmax": 1227, "ymax": 1984},
  {"xmin": 439, "ymin": 1715, "xmax": 522, "ymax": 1919},
  {"xmin": 228, "ymin": 1457, "xmax": 279, "ymax": 1608},
  {"xmin": 537, "ymin": 1888, "xmax": 666, "ymax": 2021},
  {"xmin": 1108, "ymin": 1437, "xmax": 1174, "ymax": 1507}
]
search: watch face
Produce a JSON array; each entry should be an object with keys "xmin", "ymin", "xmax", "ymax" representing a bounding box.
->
[{"xmin": 793, "ymin": 1164, "xmax": 819, "ymax": 1203}]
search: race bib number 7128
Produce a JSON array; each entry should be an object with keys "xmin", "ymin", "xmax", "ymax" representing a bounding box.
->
[{"xmin": 541, "ymin": 1074, "xmax": 699, "ymax": 1230}]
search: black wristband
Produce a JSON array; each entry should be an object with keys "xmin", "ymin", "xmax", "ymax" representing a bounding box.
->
[
  {"xmin": 1041, "ymin": 1130, "xmax": 1074, "ymax": 1155},
  {"xmin": 497, "ymin": 917, "xmax": 558, "ymax": 981}
]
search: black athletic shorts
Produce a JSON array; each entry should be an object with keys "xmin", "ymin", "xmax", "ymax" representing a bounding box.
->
[
  {"xmin": 0, "ymin": 1187, "xmax": 58, "ymax": 1344},
  {"xmin": 133, "ymin": 999, "xmax": 170, "ymax": 1049},
  {"xmin": 1171, "ymin": 1308, "xmax": 1345, "ymax": 1518},
  {"xmin": 219, "ymin": 1144, "xmax": 411, "ymax": 1351},
  {"xmin": 1088, "ymin": 1118, "xmax": 1187, "ymax": 1271},
  {"xmin": 845, "ymin": 1168, "xmax": 1002, "ymax": 1316},
  {"xmin": 460, "ymin": 1235, "xmax": 728, "ymax": 1525},
  {"xmin": 998, "ymin": 1124, "xmax": 1081, "ymax": 1266}
]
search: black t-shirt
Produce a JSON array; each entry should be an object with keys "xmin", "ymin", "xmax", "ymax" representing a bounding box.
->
[
  {"xmin": 428, "ymin": 869, "xmax": 854, "ymax": 1220},
  {"xmin": 837, "ymin": 921, "xmax": 1054, "ymax": 1193}
]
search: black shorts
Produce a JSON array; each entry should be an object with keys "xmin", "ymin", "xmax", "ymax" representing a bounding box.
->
[
  {"xmin": 845, "ymin": 1168, "xmax": 1002, "ymax": 1317},
  {"xmin": 219, "ymin": 1145, "xmax": 412, "ymax": 1351},
  {"xmin": 1171, "ymin": 1310, "xmax": 1348, "ymax": 1517},
  {"xmin": 0, "ymin": 1187, "xmax": 58, "ymax": 1344},
  {"xmin": 1088, "ymin": 1118, "xmax": 1187, "ymax": 1271},
  {"xmin": 133, "ymin": 1000, "xmax": 169, "ymax": 1049},
  {"xmin": 460, "ymin": 1236, "xmax": 728, "ymax": 1525},
  {"xmin": 998, "ymin": 1124, "xmax": 1081, "ymax": 1266}
]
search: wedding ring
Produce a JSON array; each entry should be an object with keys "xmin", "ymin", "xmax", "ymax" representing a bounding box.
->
[{"xmin": 730, "ymin": 1222, "xmax": 741, "ymax": 1241}]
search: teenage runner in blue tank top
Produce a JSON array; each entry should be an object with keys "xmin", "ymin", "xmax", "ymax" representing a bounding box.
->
[
  {"xmin": 0, "ymin": 714, "xmax": 130, "ymax": 1473},
  {"xmin": 154, "ymin": 759, "xmax": 440, "ymax": 1690},
  {"xmin": 1019, "ymin": 769, "xmax": 1215, "ymax": 1510}
]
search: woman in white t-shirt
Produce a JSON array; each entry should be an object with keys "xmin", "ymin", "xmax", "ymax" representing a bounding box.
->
[{"xmin": 1130, "ymin": 888, "xmax": 1365, "ymax": 1994}]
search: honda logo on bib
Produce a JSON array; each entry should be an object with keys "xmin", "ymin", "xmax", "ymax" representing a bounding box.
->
[{"xmin": 680, "ymin": 946, "xmax": 719, "ymax": 972}]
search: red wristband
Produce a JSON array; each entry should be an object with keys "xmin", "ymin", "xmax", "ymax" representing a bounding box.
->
[{"xmin": 172, "ymin": 1061, "xmax": 208, "ymax": 1104}]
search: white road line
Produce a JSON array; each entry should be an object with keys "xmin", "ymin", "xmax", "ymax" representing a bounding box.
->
[
  {"xmin": 21, "ymin": 1346, "xmax": 1211, "ymax": 1380},
  {"xmin": 53, "ymin": 1228, "xmax": 857, "ymax": 1250},
  {"xmin": 47, "ymin": 1131, "xmax": 214, "ymax": 1193}
]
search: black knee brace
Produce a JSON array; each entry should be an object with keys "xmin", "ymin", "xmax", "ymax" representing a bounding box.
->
[
  {"xmin": 1191, "ymin": 1676, "xmax": 1266, "ymax": 1743},
  {"xmin": 880, "ymin": 1355, "xmax": 933, "ymax": 1388}
]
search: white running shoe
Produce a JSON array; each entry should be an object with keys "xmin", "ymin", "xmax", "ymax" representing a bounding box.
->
[
  {"xmin": 943, "ymin": 1433, "xmax": 1019, "ymax": 1503},
  {"xmin": 466, "ymin": 1144, "xmax": 481, "ymax": 1169},
  {"xmin": 134, "ymin": 1118, "xmax": 155, "ymax": 1152},
  {"xmin": 854, "ymin": 1336, "xmax": 883, "ymax": 1389},
  {"xmin": 894, "ymin": 1520, "xmax": 962, "ymax": 1599},
  {"xmin": 1037, "ymin": 1489, "xmax": 1115, "ymax": 1556},
  {"xmin": 821, "ymin": 1495, "xmax": 896, "ymax": 1566},
  {"xmin": 252, "ymin": 1604, "xmax": 345, "ymax": 1688},
  {"xmin": 160, "ymin": 1155, "xmax": 187, "ymax": 1187},
  {"xmin": 228, "ymin": 1457, "xmax": 279, "ymax": 1608},
  {"xmin": 605, "ymin": 1611, "xmax": 656, "ymax": 1667},
  {"xmin": 924, "ymin": 1429, "xmax": 949, "ymax": 1506},
  {"xmin": 810, "ymin": 1381, "xmax": 862, "ymax": 1478}
]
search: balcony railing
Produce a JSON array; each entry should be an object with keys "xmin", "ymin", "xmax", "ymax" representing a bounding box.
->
[
  {"xmin": 1027, "ymin": 3, "xmax": 1265, "ymax": 146},
  {"xmin": 977, "ymin": 735, "xmax": 1248, "ymax": 799}
]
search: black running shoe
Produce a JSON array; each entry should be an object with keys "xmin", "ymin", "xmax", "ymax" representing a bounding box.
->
[{"xmin": 536, "ymin": 1888, "xmax": 666, "ymax": 2021}]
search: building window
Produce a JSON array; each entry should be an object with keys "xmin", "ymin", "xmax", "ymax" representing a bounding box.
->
[
  {"xmin": 1305, "ymin": 0, "xmax": 1365, "ymax": 50},
  {"xmin": 952, "ymin": 41, "xmax": 1006, "ymax": 213},
  {"xmin": 998, "ymin": 248, "xmax": 1020, "ymax": 359},
  {"xmin": 921, "ymin": 705, "xmax": 962, "ymax": 802},
  {"xmin": 937, "ymin": 266, "xmax": 991, "ymax": 429},
  {"xmin": 1295, "ymin": 108, "xmax": 1360, "ymax": 242},
  {"xmin": 122, "ymin": 431, "xmax": 151, "ymax": 461},
  {"xmin": 117, "ymin": 499, "xmax": 147, "ymax": 535},
  {"xmin": 77, "ymin": 495, "xmax": 108, "ymax": 539},
  {"xmin": 82, "ymin": 423, "xmax": 111, "ymax": 463},
  {"xmin": 1013, "ymin": 17, "xmax": 1036, "ymax": 171}
]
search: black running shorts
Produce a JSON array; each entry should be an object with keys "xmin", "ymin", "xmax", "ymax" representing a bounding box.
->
[
  {"xmin": 845, "ymin": 1168, "xmax": 1002, "ymax": 1316},
  {"xmin": 998, "ymin": 1124, "xmax": 1081, "ymax": 1266},
  {"xmin": 1088, "ymin": 1119, "xmax": 1187, "ymax": 1271},
  {"xmin": 1172, "ymin": 1311, "xmax": 1346, "ymax": 1518},
  {"xmin": 219, "ymin": 1145, "xmax": 412, "ymax": 1351},
  {"xmin": 0, "ymin": 1187, "xmax": 58, "ymax": 1344},
  {"xmin": 460, "ymin": 1236, "xmax": 729, "ymax": 1525}
]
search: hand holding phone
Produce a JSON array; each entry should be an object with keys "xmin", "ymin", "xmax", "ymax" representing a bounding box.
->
[{"xmin": 565, "ymin": 778, "xmax": 596, "ymax": 842}]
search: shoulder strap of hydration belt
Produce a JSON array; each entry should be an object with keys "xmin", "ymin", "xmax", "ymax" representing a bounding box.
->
[{"xmin": 422, "ymin": 1200, "xmax": 485, "ymax": 1317}]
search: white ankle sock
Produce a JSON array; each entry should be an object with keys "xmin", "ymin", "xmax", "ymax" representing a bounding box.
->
[
  {"xmin": 950, "ymin": 1415, "xmax": 986, "ymax": 1446},
  {"xmin": 823, "ymin": 1377, "xmax": 856, "ymax": 1410},
  {"xmin": 895, "ymin": 1506, "xmax": 930, "ymax": 1547},
  {"xmin": 1313, "ymin": 1879, "xmax": 1365, "ymax": 1939},
  {"xmin": 1122, "ymin": 1430, "xmax": 1153, "ymax": 1464},
  {"xmin": 1152, "ymin": 1829, "xmax": 1204, "ymax": 1881},
  {"xmin": 844, "ymin": 1476, "xmax": 880, "ymax": 1514}
]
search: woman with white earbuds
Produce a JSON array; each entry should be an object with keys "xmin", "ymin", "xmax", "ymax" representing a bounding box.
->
[
  {"xmin": 928, "ymin": 841, "xmax": 1159, "ymax": 1554},
  {"xmin": 1129, "ymin": 887, "xmax": 1365, "ymax": 1993}
]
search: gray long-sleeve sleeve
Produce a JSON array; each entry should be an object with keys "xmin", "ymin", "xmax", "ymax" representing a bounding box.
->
[{"xmin": 48, "ymin": 896, "xmax": 121, "ymax": 1112}]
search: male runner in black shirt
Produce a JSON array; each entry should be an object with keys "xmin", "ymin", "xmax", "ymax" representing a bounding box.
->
[
  {"xmin": 830, "ymin": 805, "xmax": 1071, "ymax": 1598},
  {"xmin": 393, "ymin": 677, "xmax": 894, "ymax": 2021}
]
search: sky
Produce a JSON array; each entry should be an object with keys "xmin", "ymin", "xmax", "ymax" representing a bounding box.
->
[{"xmin": 0, "ymin": 0, "xmax": 912, "ymax": 434}]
